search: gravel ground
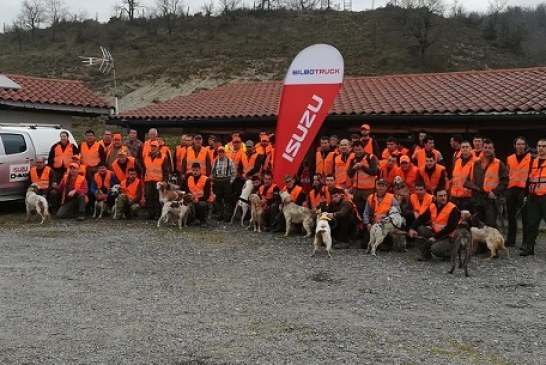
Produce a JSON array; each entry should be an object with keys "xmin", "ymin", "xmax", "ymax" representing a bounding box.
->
[{"xmin": 1, "ymin": 203, "xmax": 545, "ymax": 365}]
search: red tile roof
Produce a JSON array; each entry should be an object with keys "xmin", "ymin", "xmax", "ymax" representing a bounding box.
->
[
  {"xmin": 0, "ymin": 74, "xmax": 111, "ymax": 110},
  {"xmin": 114, "ymin": 67, "xmax": 546, "ymax": 121}
]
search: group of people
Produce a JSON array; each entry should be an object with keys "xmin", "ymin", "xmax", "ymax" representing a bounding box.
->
[{"xmin": 29, "ymin": 124, "xmax": 546, "ymax": 259}]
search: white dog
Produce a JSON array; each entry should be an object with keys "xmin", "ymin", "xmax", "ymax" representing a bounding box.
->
[
  {"xmin": 367, "ymin": 206, "xmax": 406, "ymax": 256},
  {"xmin": 230, "ymin": 179, "xmax": 254, "ymax": 226},
  {"xmin": 157, "ymin": 193, "xmax": 193, "ymax": 229},
  {"xmin": 247, "ymin": 193, "xmax": 263, "ymax": 232},
  {"xmin": 92, "ymin": 192, "xmax": 107, "ymax": 219},
  {"xmin": 471, "ymin": 225, "xmax": 510, "ymax": 260},
  {"xmin": 110, "ymin": 184, "xmax": 122, "ymax": 219},
  {"xmin": 280, "ymin": 191, "xmax": 314, "ymax": 237},
  {"xmin": 25, "ymin": 183, "xmax": 50, "ymax": 224},
  {"xmin": 312, "ymin": 212, "xmax": 333, "ymax": 258}
]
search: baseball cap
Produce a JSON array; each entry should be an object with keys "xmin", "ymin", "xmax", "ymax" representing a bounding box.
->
[
  {"xmin": 400, "ymin": 155, "xmax": 410, "ymax": 163},
  {"xmin": 69, "ymin": 162, "xmax": 79, "ymax": 169},
  {"xmin": 377, "ymin": 178, "xmax": 388, "ymax": 185},
  {"xmin": 361, "ymin": 123, "xmax": 371, "ymax": 130},
  {"xmin": 150, "ymin": 141, "xmax": 159, "ymax": 147},
  {"xmin": 113, "ymin": 133, "xmax": 122, "ymax": 141},
  {"xmin": 245, "ymin": 140, "xmax": 254, "ymax": 147}
]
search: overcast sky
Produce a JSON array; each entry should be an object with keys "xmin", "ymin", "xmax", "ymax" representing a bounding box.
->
[{"xmin": 1, "ymin": 0, "xmax": 544, "ymax": 31}]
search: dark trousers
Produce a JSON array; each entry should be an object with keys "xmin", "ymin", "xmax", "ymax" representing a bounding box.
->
[
  {"xmin": 56, "ymin": 195, "xmax": 86, "ymax": 218},
  {"xmin": 475, "ymin": 196, "xmax": 498, "ymax": 228},
  {"xmin": 451, "ymin": 197, "xmax": 473, "ymax": 211},
  {"xmin": 331, "ymin": 215, "xmax": 356, "ymax": 243},
  {"xmin": 231, "ymin": 177, "xmax": 245, "ymax": 201},
  {"xmin": 262, "ymin": 203, "xmax": 280, "ymax": 228},
  {"xmin": 505, "ymin": 187, "xmax": 527, "ymax": 246},
  {"xmin": 144, "ymin": 181, "xmax": 161, "ymax": 217},
  {"xmin": 522, "ymin": 195, "xmax": 546, "ymax": 251},
  {"xmin": 213, "ymin": 179, "xmax": 232, "ymax": 219},
  {"xmin": 353, "ymin": 188, "xmax": 375, "ymax": 215},
  {"xmin": 193, "ymin": 201, "xmax": 209, "ymax": 223}
]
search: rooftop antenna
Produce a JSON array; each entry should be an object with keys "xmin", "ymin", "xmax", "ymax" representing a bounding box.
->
[{"xmin": 79, "ymin": 46, "xmax": 119, "ymax": 114}]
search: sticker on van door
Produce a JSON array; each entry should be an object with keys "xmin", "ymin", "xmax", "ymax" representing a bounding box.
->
[{"xmin": 9, "ymin": 164, "xmax": 30, "ymax": 182}]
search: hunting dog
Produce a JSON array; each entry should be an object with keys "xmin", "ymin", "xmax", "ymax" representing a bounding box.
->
[
  {"xmin": 92, "ymin": 190, "xmax": 108, "ymax": 219},
  {"xmin": 449, "ymin": 210, "xmax": 473, "ymax": 277},
  {"xmin": 312, "ymin": 212, "xmax": 333, "ymax": 258},
  {"xmin": 25, "ymin": 183, "xmax": 50, "ymax": 224},
  {"xmin": 247, "ymin": 193, "xmax": 263, "ymax": 232},
  {"xmin": 156, "ymin": 181, "xmax": 185, "ymax": 204},
  {"xmin": 157, "ymin": 193, "xmax": 194, "ymax": 229},
  {"xmin": 110, "ymin": 184, "xmax": 122, "ymax": 219},
  {"xmin": 367, "ymin": 206, "xmax": 406, "ymax": 256},
  {"xmin": 471, "ymin": 225, "xmax": 510, "ymax": 260},
  {"xmin": 230, "ymin": 179, "xmax": 254, "ymax": 226},
  {"xmin": 280, "ymin": 191, "xmax": 314, "ymax": 237}
]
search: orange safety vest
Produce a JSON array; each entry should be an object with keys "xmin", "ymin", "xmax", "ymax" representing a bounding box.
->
[
  {"xmin": 175, "ymin": 145, "xmax": 187, "ymax": 173},
  {"xmin": 259, "ymin": 183, "xmax": 278, "ymax": 201},
  {"xmin": 368, "ymin": 193, "xmax": 394, "ymax": 223},
  {"xmin": 419, "ymin": 164, "xmax": 446, "ymax": 193},
  {"xmin": 80, "ymin": 141, "xmax": 101, "ymax": 167},
  {"xmin": 78, "ymin": 164, "xmax": 87, "ymax": 176},
  {"xmin": 400, "ymin": 165, "xmax": 419, "ymax": 193},
  {"xmin": 187, "ymin": 175, "xmax": 213, "ymax": 202},
  {"xmin": 283, "ymin": 185, "xmax": 304, "ymax": 203},
  {"xmin": 225, "ymin": 148, "xmax": 244, "ymax": 174},
  {"xmin": 186, "ymin": 147, "xmax": 208, "ymax": 175},
  {"xmin": 53, "ymin": 143, "xmax": 75, "ymax": 169},
  {"xmin": 362, "ymin": 138, "xmax": 375, "ymax": 155},
  {"xmin": 450, "ymin": 158, "xmax": 474, "ymax": 198},
  {"xmin": 379, "ymin": 160, "xmax": 402, "ymax": 185},
  {"xmin": 255, "ymin": 143, "xmax": 272, "ymax": 156},
  {"xmin": 144, "ymin": 154, "xmax": 165, "ymax": 182},
  {"xmin": 482, "ymin": 158, "xmax": 500, "ymax": 193},
  {"xmin": 111, "ymin": 157, "xmax": 136, "ymax": 182},
  {"xmin": 264, "ymin": 147, "xmax": 274, "ymax": 172},
  {"xmin": 99, "ymin": 140, "xmax": 113, "ymax": 156},
  {"xmin": 381, "ymin": 148, "xmax": 401, "ymax": 160},
  {"xmin": 414, "ymin": 149, "xmax": 440, "ymax": 168},
  {"xmin": 410, "ymin": 193, "xmax": 433, "ymax": 215},
  {"xmin": 30, "ymin": 166, "xmax": 52, "ymax": 190},
  {"xmin": 121, "ymin": 178, "xmax": 141, "ymax": 201},
  {"xmin": 94, "ymin": 170, "xmax": 114, "ymax": 190},
  {"xmin": 141, "ymin": 140, "xmax": 155, "ymax": 160},
  {"xmin": 430, "ymin": 202, "xmax": 457, "ymax": 236},
  {"xmin": 334, "ymin": 152, "xmax": 353, "ymax": 187},
  {"xmin": 242, "ymin": 152, "xmax": 263, "ymax": 175},
  {"xmin": 507, "ymin": 153, "xmax": 531, "ymax": 189},
  {"xmin": 351, "ymin": 155, "xmax": 376, "ymax": 190},
  {"xmin": 528, "ymin": 158, "xmax": 546, "ymax": 196},
  {"xmin": 61, "ymin": 174, "xmax": 86, "ymax": 205},
  {"xmin": 315, "ymin": 150, "xmax": 335, "ymax": 176},
  {"xmin": 308, "ymin": 186, "xmax": 331, "ymax": 209}
]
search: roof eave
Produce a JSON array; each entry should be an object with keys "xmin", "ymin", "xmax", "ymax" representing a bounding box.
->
[{"xmin": 0, "ymin": 100, "xmax": 114, "ymax": 117}]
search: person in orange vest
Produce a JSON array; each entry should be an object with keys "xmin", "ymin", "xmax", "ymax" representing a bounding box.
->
[
  {"xmin": 315, "ymin": 136, "xmax": 335, "ymax": 179},
  {"xmin": 307, "ymin": 173, "xmax": 330, "ymax": 213},
  {"xmin": 396, "ymin": 140, "xmax": 410, "ymax": 157},
  {"xmin": 156, "ymin": 136, "xmax": 174, "ymax": 174},
  {"xmin": 406, "ymin": 181, "xmax": 434, "ymax": 228},
  {"xmin": 271, "ymin": 174, "xmax": 307, "ymax": 232},
  {"xmin": 505, "ymin": 136, "xmax": 531, "ymax": 247},
  {"xmin": 258, "ymin": 171, "xmax": 281, "ymax": 230},
  {"xmin": 381, "ymin": 136, "xmax": 401, "ymax": 161},
  {"xmin": 183, "ymin": 162, "xmax": 213, "ymax": 227},
  {"xmin": 362, "ymin": 179, "xmax": 400, "ymax": 250},
  {"xmin": 28, "ymin": 156, "xmax": 54, "ymax": 197},
  {"xmin": 142, "ymin": 140, "xmax": 170, "ymax": 219},
  {"xmin": 359, "ymin": 123, "xmax": 380, "ymax": 157},
  {"xmin": 333, "ymin": 139, "xmax": 353, "ymax": 189},
  {"xmin": 182, "ymin": 134, "xmax": 212, "ymax": 177},
  {"xmin": 449, "ymin": 134, "xmax": 463, "ymax": 171},
  {"xmin": 225, "ymin": 132, "xmax": 247, "ymax": 152},
  {"xmin": 113, "ymin": 168, "xmax": 142, "ymax": 219},
  {"xmin": 329, "ymin": 134, "xmax": 340, "ymax": 154},
  {"xmin": 106, "ymin": 134, "xmax": 130, "ymax": 169},
  {"xmin": 417, "ymin": 153, "xmax": 449, "ymax": 195},
  {"xmin": 52, "ymin": 162, "xmax": 88, "ymax": 220},
  {"xmin": 412, "ymin": 134, "xmax": 444, "ymax": 168},
  {"xmin": 123, "ymin": 128, "xmax": 143, "ymax": 160},
  {"xmin": 79, "ymin": 129, "xmax": 106, "ymax": 178},
  {"xmin": 263, "ymin": 134, "xmax": 275, "ymax": 173},
  {"xmin": 399, "ymin": 155, "xmax": 418, "ymax": 194},
  {"xmin": 255, "ymin": 134, "xmax": 272, "ymax": 157},
  {"xmin": 174, "ymin": 134, "xmax": 191, "ymax": 185},
  {"xmin": 520, "ymin": 138, "xmax": 546, "ymax": 256},
  {"xmin": 408, "ymin": 188, "xmax": 461, "ymax": 261},
  {"xmin": 379, "ymin": 154, "xmax": 402, "ymax": 188},
  {"xmin": 241, "ymin": 140, "xmax": 265, "ymax": 179},
  {"xmin": 47, "ymin": 131, "xmax": 79, "ymax": 183},
  {"xmin": 211, "ymin": 146, "xmax": 236, "ymax": 221},
  {"xmin": 411, "ymin": 129, "xmax": 428, "ymax": 157},
  {"xmin": 140, "ymin": 128, "xmax": 160, "ymax": 163},
  {"xmin": 111, "ymin": 151, "xmax": 140, "ymax": 182},
  {"xmin": 450, "ymin": 140, "xmax": 475, "ymax": 211},
  {"xmin": 71, "ymin": 154, "xmax": 87, "ymax": 178},
  {"xmin": 465, "ymin": 138, "xmax": 508, "ymax": 228},
  {"xmin": 325, "ymin": 187, "xmax": 357, "ymax": 248},
  {"xmin": 90, "ymin": 162, "xmax": 118, "ymax": 210},
  {"xmin": 347, "ymin": 140, "xmax": 378, "ymax": 214},
  {"xmin": 99, "ymin": 130, "xmax": 114, "ymax": 157},
  {"xmin": 472, "ymin": 135, "xmax": 484, "ymax": 159}
]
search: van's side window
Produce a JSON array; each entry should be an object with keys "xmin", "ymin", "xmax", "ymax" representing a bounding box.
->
[{"xmin": 0, "ymin": 134, "xmax": 27, "ymax": 155}]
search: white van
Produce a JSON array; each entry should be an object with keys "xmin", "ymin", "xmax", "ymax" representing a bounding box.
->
[{"xmin": 0, "ymin": 123, "xmax": 77, "ymax": 202}]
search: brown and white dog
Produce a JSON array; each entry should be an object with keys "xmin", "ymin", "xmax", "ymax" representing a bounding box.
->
[
  {"xmin": 25, "ymin": 183, "xmax": 50, "ymax": 224},
  {"xmin": 156, "ymin": 181, "xmax": 185, "ymax": 204},
  {"xmin": 157, "ymin": 193, "xmax": 194, "ymax": 229},
  {"xmin": 471, "ymin": 225, "xmax": 510, "ymax": 260},
  {"xmin": 230, "ymin": 179, "xmax": 254, "ymax": 226},
  {"xmin": 312, "ymin": 212, "xmax": 332, "ymax": 258},
  {"xmin": 367, "ymin": 206, "xmax": 406, "ymax": 256},
  {"xmin": 247, "ymin": 193, "xmax": 263, "ymax": 232},
  {"xmin": 280, "ymin": 191, "xmax": 314, "ymax": 237}
]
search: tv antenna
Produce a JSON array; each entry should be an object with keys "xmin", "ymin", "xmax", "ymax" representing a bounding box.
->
[{"xmin": 79, "ymin": 47, "xmax": 119, "ymax": 113}]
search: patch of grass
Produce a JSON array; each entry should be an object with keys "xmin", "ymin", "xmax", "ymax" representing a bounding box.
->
[{"xmin": 408, "ymin": 341, "xmax": 515, "ymax": 365}]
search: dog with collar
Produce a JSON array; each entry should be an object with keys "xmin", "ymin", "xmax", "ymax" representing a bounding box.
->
[
  {"xmin": 312, "ymin": 212, "xmax": 333, "ymax": 258},
  {"xmin": 25, "ymin": 183, "xmax": 50, "ymax": 224},
  {"xmin": 157, "ymin": 193, "xmax": 194, "ymax": 229},
  {"xmin": 280, "ymin": 191, "xmax": 314, "ymax": 237},
  {"xmin": 367, "ymin": 206, "xmax": 406, "ymax": 256},
  {"xmin": 230, "ymin": 179, "xmax": 254, "ymax": 226}
]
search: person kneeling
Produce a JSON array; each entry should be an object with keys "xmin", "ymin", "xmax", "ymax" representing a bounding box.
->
[
  {"xmin": 114, "ymin": 168, "xmax": 142, "ymax": 219},
  {"xmin": 325, "ymin": 188, "xmax": 357, "ymax": 249}
]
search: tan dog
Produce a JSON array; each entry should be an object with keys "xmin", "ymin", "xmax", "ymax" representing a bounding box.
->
[
  {"xmin": 312, "ymin": 212, "xmax": 332, "ymax": 258},
  {"xmin": 156, "ymin": 181, "xmax": 185, "ymax": 204},
  {"xmin": 25, "ymin": 183, "xmax": 50, "ymax": 224},
  {"xmin": 247, "ymin": 193, "xmax": 263, "ymax": 232},
  {"xmin": 471, "ymin": 226, "xmax": 510, "ymax": 260},
  {"xmin": 157, "ymin": 193, "xmax": 193, "ymax": 229},
  {"xmin": 280, "ymin": 191, "xmax": 314, "ymax": 237}
]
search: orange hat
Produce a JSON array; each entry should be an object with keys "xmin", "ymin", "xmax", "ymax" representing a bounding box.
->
[
  {"xmin": 400, "ymin": 155, "xmax": 410, "ymax": 163},
  {"xmin": 150, "ymin": 141, "xmax": 159, "ymax": 147},
  {"xmin": 69, "ymin": 162, "xmax": 79, "ymax": 169},
  {"xmin": 361, "ymin": 123, "xmax": 371, "ymax": 130},
  {"xmin": 113, "ymin": 133, "xmax": 122, "ymax": 141}
]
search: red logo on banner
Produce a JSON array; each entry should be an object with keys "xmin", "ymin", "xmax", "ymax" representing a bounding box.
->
[{"xmin": 273, "ymin": 44, "xmax": 344, "ymax": 187}]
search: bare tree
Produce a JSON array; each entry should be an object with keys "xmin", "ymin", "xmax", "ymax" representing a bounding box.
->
[
  {"xmin": 218, "ymin": 0, "xmax": 242, "ymax": 13},
  {"xmin": 488, "ymin": 0, "xmax": 507, "ymax": 15},
  {"xmin": 201, "ymin": 0, "xmax": 215, "ymax": 16},
  {"xmin": 16, "ymin": 0, "xmax": 46, "ymax": 32},
  {"xmin": 284, "ymin": 0, "xmax": 320, "ymax": 10},
  {"xmin": 45, "ymin": 0, "xmax": 68, "ymax": 25},
  {"xmin": 156, "ymin": 0, "xmax": 184, "ymax": 35},
  {"xmin": 402, "ymin": 0, "xmax": 445, "ymax": 60},
  {"xmin": 117, "ymin": 0, "xmax": 142, "ymax": 21}
]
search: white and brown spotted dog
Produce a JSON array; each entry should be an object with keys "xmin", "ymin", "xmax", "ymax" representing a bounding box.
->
[
  {"xmin": 312, "ymin": 212, "xmax": 332, "ymax": 258},
  {"xmin": 156, "ymin": 181, "xmax": 185, "ymax": 204},
  {"xmin": 367, "ymin": 206, "xmax": 406, "ymax": 256},
  {"xmin": 280, "ymin": 191, "xmax": 314, "ymax": 238},
  {"xmin": 157, "ymin": 193, "xmax": 194, "ymax": 229},
  {"xmin": 247, "ymin": 193, "xmax": 263, "ymax": 232},
  {"xmin": 25, "ymin": 183, "xmax": 50, "ymax": 224}
]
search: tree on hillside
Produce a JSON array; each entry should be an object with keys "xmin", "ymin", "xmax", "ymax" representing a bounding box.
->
[
  {"xmin": 116, "ymin": 0, "xmax": 142, "ymax": 21},
  {"xmin": 401, "ymin": 0, "xmax": 445, "ymax": 60},
  {"xmin": 201, "ymin": 0, "xmax": 215, "ymax": 16},
  {"xmin": 284, "ymin": 0, "xmax": 320, "ymax": 10},
  {"xmin": 16, "ymin": 0, "xmax": 46, "ymax": 32},
  {"xmin": 45, "ymin": 0, "xmax": 69, "ymax": 25},
  {"xmin": 155, "ymin": 0, "xmax": 184, "ymax": 35},
  {"xmin": 219, "ymin": 0, "xmax": 242, "ymax": 14}
]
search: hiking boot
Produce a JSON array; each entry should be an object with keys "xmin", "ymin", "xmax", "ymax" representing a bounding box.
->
[{"xmin": 520, "ymin": 249, "xmax": 535, "ymax": 256}]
